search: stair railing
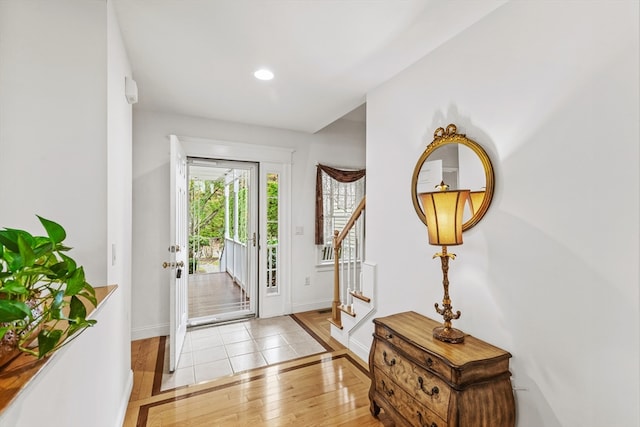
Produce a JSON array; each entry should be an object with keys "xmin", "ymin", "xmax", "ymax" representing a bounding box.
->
[{"xmin": 329, "ymin": 196, "xmax": 366, "ymax": 329}]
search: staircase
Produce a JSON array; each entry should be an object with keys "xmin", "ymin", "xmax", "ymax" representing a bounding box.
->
[{"xmin": 328, "ymin": 196, "xmax": 376, "ymax": 356}]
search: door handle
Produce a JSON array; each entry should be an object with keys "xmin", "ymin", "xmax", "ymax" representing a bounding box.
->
[{"xmin": 162, "ymin": 261, "xmax": 185, "ymax": 269}]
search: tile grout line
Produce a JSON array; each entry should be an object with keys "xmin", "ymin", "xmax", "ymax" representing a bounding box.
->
[{"xmin": 157, "ymin": 315, "xmax": 329, "ymax": 392}]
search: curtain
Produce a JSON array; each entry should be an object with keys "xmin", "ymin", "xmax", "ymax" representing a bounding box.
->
[{"xmin": 315, "ymin": 164, "xmax": 366, "ymax": 245}]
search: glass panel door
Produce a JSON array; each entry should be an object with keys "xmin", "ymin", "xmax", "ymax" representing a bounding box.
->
[{"xmin": 187, "ymin": 159, "xmax": 258, "ymax": 326}]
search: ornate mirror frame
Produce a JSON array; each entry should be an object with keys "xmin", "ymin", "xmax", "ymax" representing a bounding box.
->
[{"xmin": 411, "ymin": 124, "xmax": 495, "ymax": 231}]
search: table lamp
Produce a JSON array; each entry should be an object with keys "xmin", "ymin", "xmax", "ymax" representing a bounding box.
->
[{"xmin": 419, "ymin": 182, "xmax": 470, "ymax": 343}]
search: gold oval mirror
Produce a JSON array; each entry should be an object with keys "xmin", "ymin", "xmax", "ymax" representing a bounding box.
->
[{"xmin": 411, "ymin": 124, "xmax": 494, "ymax": 231}]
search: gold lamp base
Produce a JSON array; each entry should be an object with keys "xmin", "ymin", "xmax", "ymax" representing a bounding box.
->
[
  {"xmin": 433, "ymin": 326, "xmax": 465, "ymax": 344},
  {"xmin": 432, "ymin": 245, "xmax": 465, "ymax": 344}
]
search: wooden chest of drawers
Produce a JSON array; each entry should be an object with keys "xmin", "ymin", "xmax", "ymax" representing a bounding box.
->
[{"xmin": 368, "ymin": 312, "xmax": 515, "ymax": 427}]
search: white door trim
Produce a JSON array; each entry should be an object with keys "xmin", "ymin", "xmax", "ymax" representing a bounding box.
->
[
  {"xmin": 177, "ymin": 135, "xmax": 293, "ymax": 164},
  {"xmin": 172, "ymin": 135, "xmax": 293, "ymax": 318}
]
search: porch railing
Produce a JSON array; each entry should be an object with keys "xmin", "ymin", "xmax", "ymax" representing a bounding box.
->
[{"xmin": 329, "ymin": 196, "xmax": 366, "ymax": 330}]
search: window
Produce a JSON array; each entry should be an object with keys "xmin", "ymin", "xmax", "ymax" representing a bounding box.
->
[
  {"xmin": 316, "ymin": 166, "xmax": 365, "ymax": 264},
  {"xmin": 266, "ymin": 173, "xmax": 279, "ymax": 293}
]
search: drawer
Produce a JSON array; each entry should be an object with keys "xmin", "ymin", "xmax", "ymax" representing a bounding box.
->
[
  {"xmin": 372, "ymin": 339, "xmax": 451, "ymax": 421},
  {"xmin": 373, "ymin": 369, "xmax": 448, "ymax": 427},
  {"xmin": 375, "ymin": 324, "xmax": 452, "ymax": 382}
]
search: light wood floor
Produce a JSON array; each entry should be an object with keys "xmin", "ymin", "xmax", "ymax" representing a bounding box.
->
[{"xmin": 125, "ymin": 309, "xmax": 393, "ymax": 426}]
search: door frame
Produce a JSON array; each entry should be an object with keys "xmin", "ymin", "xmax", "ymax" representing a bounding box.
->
[{"xmin": 172, "ymin": 135, "xmax": 293, "ymax": 318}]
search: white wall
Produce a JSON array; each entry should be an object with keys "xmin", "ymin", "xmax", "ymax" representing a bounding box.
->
[
  {"xmin": 132, "ymin": 111, "xmax": 365, "ymax": 338},
  {"xmin": 106, "ymin": 0, "xmax": 134, "ymax": 423},
  {"xmin": 0, "ymin": 1, "xmax": 133, "ymax": 425},
  {"xmin": 108, "ymin": 0, "xmax": 134, "ymax": 322},
  {"xmin": 0, "ymin": 0, "xmax": 107, "ymax": 279},
  {"xmin": 357, "ymin": 2, "xmax": 639, "ymax": 427}
]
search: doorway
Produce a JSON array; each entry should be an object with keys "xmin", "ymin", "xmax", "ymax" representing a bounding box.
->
[{"xmin": 187, "ymin": 158, "xmax": 258, "ymax": 326}]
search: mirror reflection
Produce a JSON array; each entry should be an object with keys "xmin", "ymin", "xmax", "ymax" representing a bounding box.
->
[
  {"xmin": 411, "ymin": 124, "xmax": 494, "ymax": 231},
  {"xmin": 415, "ymin": 144, "xmax": 487, "ymax": 223}
]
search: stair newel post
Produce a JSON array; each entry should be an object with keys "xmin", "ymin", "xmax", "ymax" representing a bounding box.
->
[{"xmin": 331, "ymin": 229, "xmax": 342, "ymax": 328}]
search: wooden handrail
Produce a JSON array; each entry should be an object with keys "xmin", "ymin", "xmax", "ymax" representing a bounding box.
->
[
  {"xmin": 329, "ymin": 196, "xmax": 366, "ymax": 330},
  {"xmin": 335, "ymin": 196, "xmax": 366, "ymax": 245}
]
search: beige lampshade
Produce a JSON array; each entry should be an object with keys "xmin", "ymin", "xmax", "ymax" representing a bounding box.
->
[
  {"xmin": 420, "ymin": 189, "xmax": 470, "ymax": 246},
  {"xmin": 468, "ymin": 191, "xmax": 486, "ymax": 216}
]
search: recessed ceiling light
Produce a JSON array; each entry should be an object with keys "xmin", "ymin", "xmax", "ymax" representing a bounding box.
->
[{"xmin": 254, "ymin": 68, "xmax": 274, "ymax": 81}]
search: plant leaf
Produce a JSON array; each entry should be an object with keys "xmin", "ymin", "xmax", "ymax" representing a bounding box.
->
[
  {"xmin": 0, "ymin": 230, "xmax": 20, "ymax": 253},
  {"xmin": 0, "ymin": 280, "xmax": 28, "ymax": 295},
  {"xmin": 0, "ymin": 300, "xmax": 31, "ymax": 322},
  {"xmin": 68, "ymin": 318, "xmax": 97, "ymax": 337},
  {"xmin": 77, "ymin": 289, "xmax": 97, "ymax": 307},
  {"xmin": 17, "ymin": 234, "xmax": 36, "ymax": 267},
  {"xmin": 0, "ymin": 326, "xmax": 9, "ymax": 341},
  {"xmin": 37, "ymin": 216, "xmax": 66, "ymax": 244},
  {"xmin": 68, "ymin": 295, "xmax": 87, "ymax": 321},
  {"xmin": 48, "ymin": 261, "xmax": 69, "ymax": 279},
  {"xmin": 6, "ymin": 251, "xmax": 23, "ymax": 271},
  {"xmin": 32, "ymin": 238, "xmax": 53, "ymax": 258},
  {"xmin": 64, "ymin": 267, "xmax": 86, "ymax": 296},
  {"xmin": 50, "ymin": 290, "xmax": 65, "ymax": 319},
  {"xmin": 5, "ymin": 229, "xmax": 35, "ymax": 248},
  {"xmin": 37, "ymin": 328, "xmax": 63, "ymax": 358},
  {"xmin": 59, "ymin": 253, "xmax": 77, "ymax": 272}
]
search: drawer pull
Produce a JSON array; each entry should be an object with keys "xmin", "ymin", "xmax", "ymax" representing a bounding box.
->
[
  {"xmin": 426, "ymin": 357, "xmax": 434, "ymax": 367},
  {"xmin": 382, "ymin": 351, "xmax": 396, "ymax": 366},
  {"xmin": 418, "ymin": 377, "xmax": 439, "ymax": 397},
  {"xmin": 385, "ymin": 333, "xmax": 393, "ymax": 340},
  {"xmin": 417, "ymin": 410, "xmax": 438, "ymax": 427},
  {"xmin": 381, "ymin": 380, "xmax": 395, "ymax": 397}
]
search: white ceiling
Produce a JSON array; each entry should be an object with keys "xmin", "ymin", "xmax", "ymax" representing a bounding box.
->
[{"xmin": 113, "ymin": 0, "xmax": 506, "ymax": 133}]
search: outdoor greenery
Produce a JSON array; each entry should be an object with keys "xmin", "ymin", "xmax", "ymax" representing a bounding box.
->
[
  {"xmin": 189, "ymin": 179, "xmax": 225, "ymax": 240},
  {"xmin": 266, "ymin": 173, "xmax": 279, "ymax": 245},
  {"xmin": 0, "ymin": 216, "xmax": 97, "ymax": 362},
  {"xmin": 228, "ymin": 186, "xmax": 235, "ymax": 239},
  {"xmin": 237, "ymin": 177, "xmax": 247, "ymax": 243},
  {"xmin": 188, "ymin": 170, "xmax": 279, "ymax": 275},
  {"xmin": 266, "ymin": 173, "xmax": 279, "ymax": 288},
  {"xmin": 189, "ymin": 179, "xmax": 225, "ymax": 273}
]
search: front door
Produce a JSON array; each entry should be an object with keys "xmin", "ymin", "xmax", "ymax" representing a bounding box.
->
[{"xmin": 168, "ymin": 135, "xmax": 188, "ymax": 372}]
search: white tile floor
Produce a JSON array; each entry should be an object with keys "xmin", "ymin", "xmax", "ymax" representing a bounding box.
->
[{"xmin": 161, "ymin": 315, "xmax": 326, "ymax": 391}]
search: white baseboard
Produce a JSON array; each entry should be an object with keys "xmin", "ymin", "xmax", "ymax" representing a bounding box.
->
[
  {"xmin": 115, "ymin": 369, "xmax": 134, "ymax": 427},
  {"xmin": 291, "ymin": 300, "xmax": 332, "ymax": 313},
  {"xmin": 132, "ymin": 323, "xmax": 169, "ymax": 340},
  {"xmin": 349, "ymin": 336, "xmax": 371, "ymax": 363}
]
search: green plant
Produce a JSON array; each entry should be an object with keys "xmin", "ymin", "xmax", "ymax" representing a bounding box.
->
[{"xmin": 0, "ymin": 216, "xmax": 97, "ymax": 360}]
